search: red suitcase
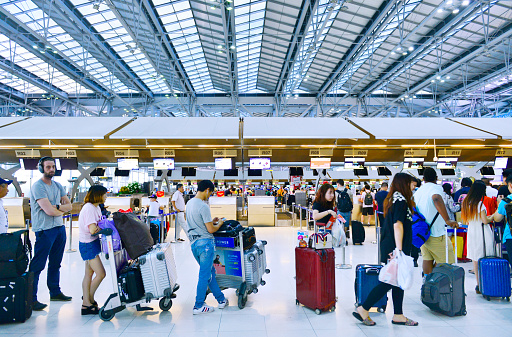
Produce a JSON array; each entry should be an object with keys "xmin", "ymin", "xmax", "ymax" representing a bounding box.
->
[{"xmin": 295, "ymin": 247, "xmax": 336, "ymax": 314}]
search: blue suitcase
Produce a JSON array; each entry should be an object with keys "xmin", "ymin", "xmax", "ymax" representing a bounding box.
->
[
  {"xmin": 354, "ymin": 264, "xmax": 387, "ymax": 312},
  {"xmin": 478, "ymin": 224, "xmax": 511, "ymax": 301}
]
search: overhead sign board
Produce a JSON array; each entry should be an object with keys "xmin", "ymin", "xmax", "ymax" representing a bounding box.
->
[
  {"xmin": 150, "ymin": 149, "xmax": 175, "ymax": 157},
  {"xmin": 403, "ymin": 149, "xmax": 428, "ymax": 157},
  {"xmin": 114, "ymin": 149, "xmax": 139, "ymax": 157},
  {"xmin": 213, "ymin": 149, "xmax": 237, "ymax": 157},
  {"xmin": 496, "ymin": 149, "xmax": 512, "ymax": 156},
  {"xmin": 438, "ymin": 149, "xmax": 461, "ymax": 157},
  {"xmin": 310, "ymin": 148, "xmax": 333, "ymax": 156},
  {"xmin": 344, "ymin": 149, "xmax": 368, "ymax": 157},
  {"xmin": 248, "ymin": 149, "xmax": 272, "ymax": 157},
  {"xmin": 15, "ymin": 149, "xmax": 40, "ymax": 158},
  {"xmin": 51, "ymin": 149, "xmax": 77, "ymax": 158}
]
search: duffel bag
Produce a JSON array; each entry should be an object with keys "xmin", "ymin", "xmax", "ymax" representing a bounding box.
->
[
  {"xmin": 0, "ymin": 230, "xmax": 30, "ymax": 279},
  {"xmin": 113, "ymin": 212, "xmax": 153, "ymax": 259}
]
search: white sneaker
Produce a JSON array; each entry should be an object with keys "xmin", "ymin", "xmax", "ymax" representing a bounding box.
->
[
  {"xmin": 218, "ymin": 299, "xmax": 229, "ymax": 309},
  {"xmin": 193, "ymin": 304, "xmax": 214, "ymax": 315}
]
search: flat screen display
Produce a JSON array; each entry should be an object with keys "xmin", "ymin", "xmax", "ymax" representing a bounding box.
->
[
  {"xmin": 248, "ymin": 169, "xmax": 262, "ymax": 177},
  {"xmin": 344, "ymin": 157, "xmax": 365, "ymax": 169},
  {"xmin": 494, "ymin": 157, "xmax": 509, "ymax": 169},
  {"xmin": 289, "ymin": 167, "xmax": 304, "ymax": 176},
  {"xmin": 441, "ymin": 169, "xmax": 456, "ymax": 176},
  {"xmin": 310, "ymin": 157, "xmax": 331, "ymax": 169},
  {"xmin": 354, "ymin": 167, "xmax": 369, "ymax": 176},
  {"xmin": 215, "ymin": 158, "xmax": 233, "ymax": 170},
  {"xmin": 249, "ymin": 157, "xmax": 271, "ymax": 170},
  {"xmin": 224, "ymin": 169, "xmax": 238, "ymax": 177},
  {"xmin": 117, "ymin": 158, "xmax": 139, "ymax": 170},
  {"xmin": 90, "ymin": 168, "xmax": 105, "ymax": 176},
  {"xmin": 403, "ymin": 157, "xmax": 424, "ymax": 169},
  {"xmin": 182, "ymin": 167, "xmax": 196, "ymax": 176},
  {"xmin": 436, "ymin": 157, "xmax": 457, "ymax": 169},
  {"xmin": 114, "ymin": 169, "xmax": 130, "ymax": 177},
  {"xmin": 377, "ymin": 167, "xmax": 392, "ymax": 176},
  {"xmin": 153, "ymin": 158, "xmax": 175, "ymax": 170},
  {"xmin": 480, "ymin": 166, "xmax": 495, "ymax": 176},
  {"xmin": 19, "ymin": 158, "xmax": 39, "ymax": 170},
  {"xmin": 56, "ymin": 158, "xmax": 78, "ymax": 170}
]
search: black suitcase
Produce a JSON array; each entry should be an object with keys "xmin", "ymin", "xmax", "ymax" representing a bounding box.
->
[
  {"xmin": 117, "ymin": 263, "xmax": 145, "ymax": 304},
  {"xmin": 421, "ymin": 263, "xmax": 466, "ymax": 316},
  {"xmin": 351, "ymin": 221, "xmax": 365, "ymax": 245},
  {"xmin": 214, "ymin": 221, "xmax": 256, "ymax": 250},
  {"xmin": 0, "ymin": 230, "xmax": 31, "ymax": 279},
  {"xmin": 0, "ymin": 272, "xmax": 33, "ymax": 323}
]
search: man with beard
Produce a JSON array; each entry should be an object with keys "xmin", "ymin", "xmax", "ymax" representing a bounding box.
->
[{"xmin": 29, "ymin": 157, "xmax": 73, "ymax": 311}]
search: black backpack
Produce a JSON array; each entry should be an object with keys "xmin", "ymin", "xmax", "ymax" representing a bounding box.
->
[
  {"xmin": 337, "ymin": 189, "xmax": 353, "ymax": 212},
  {"xmin": 0, "ymin": 230, "xmax": 31, "ymax": 279},
  {"xmin": 364, "ymin": 192, "xmax": 374, "ymax": 206},
  {"xmin": 504, "ymin": 197, "xmax": 512, "ymax": 227}
]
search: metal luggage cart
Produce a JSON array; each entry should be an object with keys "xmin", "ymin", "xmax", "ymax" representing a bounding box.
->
[
  {"xmin": 96, "ymin": 229, "xmax": 177, "ymax": 321},
  {"xmin": 214, "ymin": 231, "xmax": 250, "ymax": 309}
]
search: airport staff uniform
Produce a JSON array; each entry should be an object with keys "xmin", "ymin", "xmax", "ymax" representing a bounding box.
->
[{"xmin": 0, "ymin": 198, "xmax": 8, "ymax": 234}]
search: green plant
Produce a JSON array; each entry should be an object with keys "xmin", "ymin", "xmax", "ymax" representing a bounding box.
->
[{"xmin": 127, "ymin": 182, "xmax": 142, "ymax": 194}]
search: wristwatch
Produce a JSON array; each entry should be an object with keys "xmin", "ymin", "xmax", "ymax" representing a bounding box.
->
[{"xmin": 56, "ymin": 205, "xmax": 60, "ymax": 210}]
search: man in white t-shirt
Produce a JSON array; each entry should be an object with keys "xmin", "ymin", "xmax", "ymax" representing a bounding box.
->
[
  {"xmin": 0, "ymin": 177, "xmax": 12, "ymax": 234},
  {"xmin": 147, "ymin": 194, "xmax": 164, "ymax": 217},
  {"xmin": 414, "ymin": 167, "xmax": 458, "ymax": 276},
  {"xmin": 172, "ymin": 184, "xmax": 187, "ymax": 242},
  {"xmin": 482, "ymin": 178, "xmax": 498, "ymax": 198}
]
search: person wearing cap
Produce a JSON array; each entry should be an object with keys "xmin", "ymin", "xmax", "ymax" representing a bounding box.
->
[
  {"xmin": 29, "ymin": 157, "xmax": 73, "ymax": 311},
  {"xmin": 147, "ymin": 194, "xmax": 164, "ymax": 219},
  {"xmin": 172, "ymin": 184, "xmax": 187, "ymax": 242},
  {"xmin": 0, "ymin": 177, "xmax": 12, "ymax": 234}
]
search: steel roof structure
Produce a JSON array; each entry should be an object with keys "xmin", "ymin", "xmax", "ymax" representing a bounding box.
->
[{"xmin": 0, "ymin": 0, "xmax": 510, "ymax": 118}]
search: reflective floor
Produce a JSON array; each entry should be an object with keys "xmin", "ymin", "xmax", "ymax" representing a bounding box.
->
[{"xmin": 4, "ymin": 226, "xmax": 512, "ymax": 337}]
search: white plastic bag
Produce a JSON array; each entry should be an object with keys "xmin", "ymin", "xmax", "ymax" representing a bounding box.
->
[
  {"xmin": 378, "ymin": 255, "xmax": 399, "ymax": 287},
  {"xmin": 396, "ymin": 249, "xmax": 415, "ymax": 290},
  {"xmin": 331, "ymin": 218, "xmax": 344, "ymax": 247}
]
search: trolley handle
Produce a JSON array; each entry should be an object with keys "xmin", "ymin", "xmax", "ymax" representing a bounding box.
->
[{"xmin": 93, "ymin": 228, "xmax": 113, "ymax": 236}]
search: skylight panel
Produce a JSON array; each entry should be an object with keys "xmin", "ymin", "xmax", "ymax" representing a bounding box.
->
[
  {"xmin": 235, "ymin": 0, "xmax": 267, "ymax": 93},
  {"xmin": 0, "ymin": 68, "xmax": 42, "ymax": 93},
  {"xmin": 0, "ymin": 0, "xmax": 131, "ymax": 93}
]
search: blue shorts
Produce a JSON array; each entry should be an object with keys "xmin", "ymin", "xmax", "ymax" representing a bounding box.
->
[{"xmin": 79, "ymin": 239, "xmax": 101, "ymax": 261}]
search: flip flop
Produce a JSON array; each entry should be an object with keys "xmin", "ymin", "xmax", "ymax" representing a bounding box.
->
[
  {"xmin": 352, "ymin": 311, "xmax": 376, "ymax": 326},
  {"xmin": 392, "ymin": 318, "xmax": 419, "ymax": 326}
]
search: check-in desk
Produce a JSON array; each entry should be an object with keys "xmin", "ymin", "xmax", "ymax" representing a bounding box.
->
[
  {"xmin": 248, "ymin": 196, "xmax": 275, "ymax": 227},
  {"xmin": 3, "ymin": 197, "xmax": 30, "ymax": 228},
  {"xmin": 209, "ymin": 197, "xmax": 237, "ymax": 220},
  {"xmin": 104, "ymin": 196, "xmax": 134, "ymax": 213}
]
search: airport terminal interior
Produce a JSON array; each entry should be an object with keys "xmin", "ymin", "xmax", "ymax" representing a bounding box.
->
[{"xmin": 1, "ymin": 0, "xmax": 512, "ymax": 336}]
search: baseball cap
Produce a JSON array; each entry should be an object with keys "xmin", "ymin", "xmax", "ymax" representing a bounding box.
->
[
  {"xmin": 0, "ymin": 178, "xmax": 12, "ymax": 185},
  {"xmin": 149, "ymin": 194, "xmax": 157, "ymax": 199}
]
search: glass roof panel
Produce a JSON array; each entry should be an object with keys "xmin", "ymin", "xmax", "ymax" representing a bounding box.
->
[
  {"xmin": 155, "ymin": 0, "xmax": 214, "ymax": 92},
  {"xmin": 235, "ymin": 0, "xmax": 267, "ymax": 93}
]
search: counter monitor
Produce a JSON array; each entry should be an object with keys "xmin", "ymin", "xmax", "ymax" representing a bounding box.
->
[
  {"xmin": 436, "ymin": 157, "xmax": 458, "ymax": 169},
  {"xmin": 494, "ymin": 157, "xmax": 509, "ymax": 170},
  {"xmin": 249, "ymin": 157, "xmax": 271, "ymax": 170},
  {"xmin": 153, "ymin": 158, "xmax": 175, "ymax": 170},
  {"xmin": 403, "ymin": 157, "xmax": 424, "ymax": 169},
  {"xmin": 344, "ymin": 157, "xmax": 365, "ymax": 169},
  {"xmin": 117, "ymin": 158, "xmax": 139, "ymax": 170},
  {"xmin": 19, "ymin": 158, "xmax": 39, "ymax": 170},
  {"xmin": 215, "ymin": 158, "xmax": 233, "ymax": 170},
  {"xmin": 310, "ymin": 157, "xmax": 331, "ymax": 169},
  {"xmin": 56, "ymin": 158, "xmax": 78, "ymax": 170}
]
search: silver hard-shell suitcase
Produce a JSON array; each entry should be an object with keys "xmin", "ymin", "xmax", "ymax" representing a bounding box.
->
[
  {"xmin": 139, "ymin": 243, "xmax": 178, "ymax": 300},
  {"xmin": 253, "ymin": 240, "xmax": 270, "ymax": 278}
]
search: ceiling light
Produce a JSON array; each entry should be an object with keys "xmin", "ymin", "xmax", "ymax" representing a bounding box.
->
[
  {"xmin": 436, "ymin": 76, "xmax": 441, "ymax": 80},
  {"xmin": 396, "ymin": 46, "xmax": 402, "ymax": 51},
  {"xmin": 408, "ymin": 46, "xmax": 414, "ymax": 52},
  {"xmin": 437, "ymin": 8, "xmax": 443, "ymax": 13},
  {"xmin": 462, "ymin": 0, "xmax": 469, "ymax": 5},
  {"xmin": 402, "ymin": 52, "xmax": 407, "ymax": 56},
  {"xmin": 453, "ymin": 8, "xmax": 459, "ymax": 14},
  {"xmin": 230, "ymin": 45, "xmax": 236, "ymax": 50},
  {"xmin": 441, "ymin": 80, "xmax": 445, "ymax": 83},
  {"xmin": 446, "ymin": 76, "xmax": 450, "ymax": 79},
  {"xmin": 226, "ymin": 6, "xmax": 233, "ymax": 10},
  {"xmin": 391, "ymin": 51, "xmax": 395, "ymax": 55},
  {"xmin": 447, "ymin": 0, "xmax": 453, "ymax": 5},
  {"xmin": 431, "ymin": 80, "xmax": 435, "ymax": 83}
]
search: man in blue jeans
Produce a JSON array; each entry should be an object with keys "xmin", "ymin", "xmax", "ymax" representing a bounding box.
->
[
  {"xmin": 185, "ymin": 180, "xmax": 228, "ymax": 314},
  {"xmin": 29, "ymin": 157, "xmax": 73, "ymax": 311},
  {"xmin": 336, "ymin": 179, "xmax": 353, "ymax": 238}
]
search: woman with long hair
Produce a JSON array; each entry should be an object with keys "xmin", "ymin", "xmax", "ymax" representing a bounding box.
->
[
  {"xmin": 461, "ymin": 180, "xmax": 494, "ymax": 294},
  {"xmin": 353, "ymin": 173, "xmax": 418, "ymax": 327},
  {"xmin": 312, "ymin": 183, "xmax": 337, "ymax": 226},
  {"xmin": 78, "ymin": 185, "xmax": 107, "ymax": 315}
]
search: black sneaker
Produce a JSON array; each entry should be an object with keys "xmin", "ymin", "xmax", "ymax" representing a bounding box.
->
[
  {"xmin": 33, "ymin": 301, "xmax": 48, "ymax": 311},
  {"xmin": 50, "ymin": 293, "xmax": 72, "ymax": 301}
]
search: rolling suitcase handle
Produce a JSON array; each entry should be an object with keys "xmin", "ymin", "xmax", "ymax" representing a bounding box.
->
[
  {"xmin": 481, "ymin": 222, "xmax": 498, "ymax": 258},
  {"xmin": 445, "ymin": 225, "xmax": 457, "ymax": 265}
]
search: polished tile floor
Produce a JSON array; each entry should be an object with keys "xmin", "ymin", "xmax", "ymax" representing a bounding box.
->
[{"xmin": 4, "ymin": 226, "xmax": 512, "ymax": 337}]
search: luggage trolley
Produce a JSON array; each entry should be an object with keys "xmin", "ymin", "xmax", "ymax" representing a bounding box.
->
[
  {"xmin": 214, "ymin": 231, "xmax": 269, "ymax": 309},
  {"xmin": 96, "ymin": 228, "xmax": 177, "ymax": 321}
]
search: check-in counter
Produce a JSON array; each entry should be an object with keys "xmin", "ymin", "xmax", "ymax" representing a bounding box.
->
[
  {"xmin": 104, "ymin": 196, "xmax": 134, "ymax": 213},
  {"xmin": 3, "ymin": 197, "xmax": 30, "ymax": 228},
  {"xmin": 209, "ymin": 196, "xmax": 237, "ymax": 220},
  {"xmin": 248, "ymin": 196, "xmax": 275, "ymax": 227}
]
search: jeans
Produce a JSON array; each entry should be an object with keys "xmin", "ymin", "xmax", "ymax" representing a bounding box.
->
[
  {"xmin": 191, "ymin": 238, "xmax": 225, "ymax": 309},
  {"xmin": 29, "ymin": 225, "xmax": 67, "ymax": 302},
  {"xmin": 338, "ymin": 211, "xmax": 352, "ymax": 229},
  {"xmin": 362, "ymin": 282, "xmax": 404, "ymax": 315}
]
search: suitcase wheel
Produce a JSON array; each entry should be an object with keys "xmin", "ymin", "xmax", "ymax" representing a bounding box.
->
[
  {"xmin": 159, "ymin": 297, "xmax": 173, "ymax": 311},
  {"xmin": 484, "ymin": 295, "xmax": 491, "ymax": 301},
  {"xmin": 262, "ymin": 240, "xmax": 268, "ymax": 245},
  {"xmin": 296, "ymin": 299, "xmax": 300, "ymax": 305},
  {"xmin": 315, "ymin": 309, "xmax": 322, "ymax": 315},
  {"xmin": 265, "ymin": 269, "xmax": 270, "ymax": 274},
  {"xmin": 99, "ymin": 307, "xmax": 115, "ymax": 321},
  {"xmin": 378, "ymin": 306, "xmax": 386, "ymax": 313},
  {"xmin": 260, "ymin": 279, "xmax": 266, "ymax": 286},
  {"xmin": 257, "ymin": 249, "xmax": 263, "ymax": 255},
  {"xmin": 252, "ymin": 288, "xmax": 258, "ymax": 294},
  {"xmin": 507, "ymin": 297, "xmax": 511, "ymax": 302},
  {"xmin": 248, "ymin": 255, "xmax": 256, "ymax": 262},
  {"xmin": 238, "ymin": 282, "xmax": 248, "ymax": 309}
]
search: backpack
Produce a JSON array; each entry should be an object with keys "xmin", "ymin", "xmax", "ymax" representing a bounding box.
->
[
  {"xmin": 457, "ymin": 193, "xmax": 468, "ymax": 204},
  {"xmin": 0, "ymin": 229, "xmax": 31, "ymax": 278},
  {"xmin": 364, "ymin": 192, "xmax": 373, "ymax": 206},
  {"xmin": 411, "ymin": 208, "xmax": 439, "ymax": 248},
  {"xmin": 504, "ymin": 197, "xmax": 512, "ymax": 226},
  {"xmin": 337, "ymin": 189, "xmax": 353, "ymax": 212}
]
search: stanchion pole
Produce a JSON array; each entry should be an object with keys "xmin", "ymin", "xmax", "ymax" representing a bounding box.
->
[
  {"xmin": 66, "ymin": 214, "xmax": 76, "ymax": 253},
  {"xmin": 299, "ymin": 207, "xmax": 303, "ymax": 230},
  {"xmin": 292, "ymin": 203, "xmax": 296, "ymax": 227},
  {"xmin": 336, "ymin": 243, "xmax": 352, "ymax": 269},
  {"xmin": 170, "ymin": 212, "xmax": 177, "ymax": 243}
]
